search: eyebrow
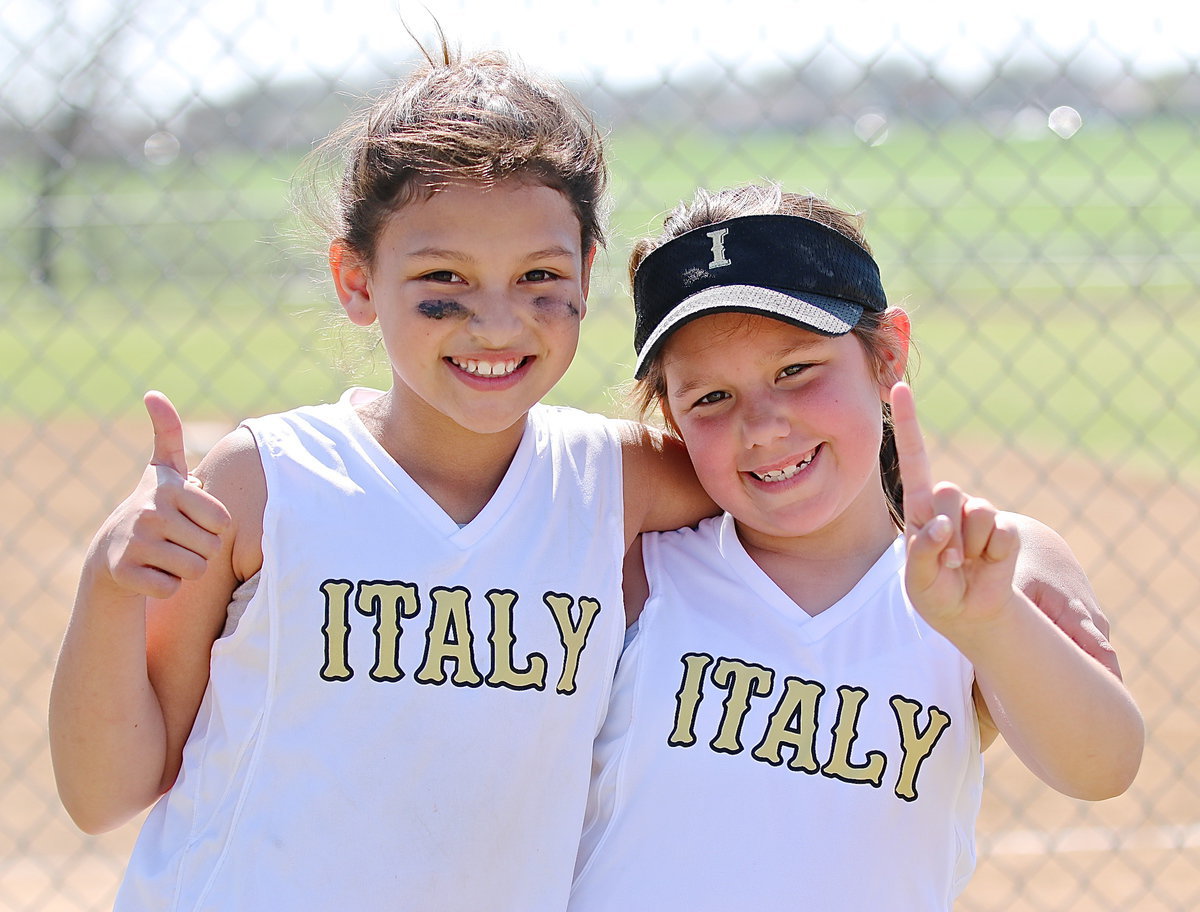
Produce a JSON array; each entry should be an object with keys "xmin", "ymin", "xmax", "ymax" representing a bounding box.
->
[
  {"xmin": 668, "ymin": 376, "xmax": 711, "ymax": 400},
  {"xmin": 406, "ymin": 247, "xmax": 476, "ymax": 263},
  {"xmin": 405, "ymin": 245, "xmax": 578, "ymax": 263},
  {"xmin": 771, "ymin": 338, "xmax": 826, "ymax": 358},
  {"xmin": 526, "ymin": 246, "xmax": 578, "ymax": 261}
]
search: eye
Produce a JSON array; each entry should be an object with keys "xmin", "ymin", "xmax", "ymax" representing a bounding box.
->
[
  {"xmin": 778, "ymin": 363, "xmax": 811, "ymax": 380},
  {"xmin": 421, "ymin": 270, "xmax": 465, "ymax": 284},
  {"xmin": 694, "ymin": 390, "xmax": 729, "ymax": 407},
  {"xmin": 521, "ymin": 268, "xmax": 559, "ymax": 283}
]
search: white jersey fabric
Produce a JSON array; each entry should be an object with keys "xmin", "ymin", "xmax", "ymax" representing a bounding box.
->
[
  {"xmin": 116, "ymin": 391, "xmax": 627, "ymax": 912},
  {"xmin": 570, "ymin": 514, "xmax": 983, "ymax": 912}
]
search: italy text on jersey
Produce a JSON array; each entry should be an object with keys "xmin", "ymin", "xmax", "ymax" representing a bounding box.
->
[
  {"xmin": 667, "ymin": 651, "xmax": 953, "ymax": 802},
  {"xmin": 318, "ymin": 579, "xmax": 601, "ymax": 694}
]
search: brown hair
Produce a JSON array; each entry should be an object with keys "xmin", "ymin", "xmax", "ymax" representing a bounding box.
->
[
  {"xmin": 631, "ymin": 183, "xmax": 909, "ymax": 528},
  {"xmin": 308, "ymin": 36, "xmax": 609, "ymax": 269}
]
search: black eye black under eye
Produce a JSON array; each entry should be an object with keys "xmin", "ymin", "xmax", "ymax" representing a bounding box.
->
[{"xmin": 417, "ymin": 300, "xmax": 470, "ymax": 320}]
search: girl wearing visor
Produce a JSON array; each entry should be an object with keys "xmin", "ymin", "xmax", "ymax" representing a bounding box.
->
[{"xmin": 569, "ymin": 185, "xmax": 1143, "ymax": 910}]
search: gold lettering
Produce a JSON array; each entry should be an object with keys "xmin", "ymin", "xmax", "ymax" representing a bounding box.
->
[
  {"xmin": 891, "ymin": 696, "xmax": 952, "ymax": 801},
  {"xmin": 822, "ymin": 685, "xmax": 886, "ymax": 786},
  {"xmin": 710, "ymin": 658, "xmax": 774, "ymax": 754},
  {"xmin": 319, "ymin": 579, "xmax": 354, "ymax": 681},
  {"xmin": 751, "ymin": 676, "xmax": 825, "ymax": 772},
  {"xmin": 668, "ymin": 653, "xmax": 715, "ymax": 747},
  {"xmin": 486, "ymin": 589, "xmax": 548, "ymax": 690},
  {"xmin": 354, "ymin": 581, "xmax": 420, "ymax": 681},
  {"xmin": 544, "ymin": 592, "xmax": 602, "ymax": 695},
  {"xmin": 415, "ymin": 587, "xmax": 483, "ymax": 686}
]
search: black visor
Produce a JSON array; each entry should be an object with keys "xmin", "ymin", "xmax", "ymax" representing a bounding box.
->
[{"xmin": 632, "ymin": 214, "xmax": 887, "ymax": 377}]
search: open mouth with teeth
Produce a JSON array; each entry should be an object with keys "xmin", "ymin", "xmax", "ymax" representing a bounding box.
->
[
  {"xmin": 448, "ymin": 356, "xmax": 529, "ymax": 378},
  {"xmin": 749, "ymin": 446, "xmax": 819, "ymax": 483}
]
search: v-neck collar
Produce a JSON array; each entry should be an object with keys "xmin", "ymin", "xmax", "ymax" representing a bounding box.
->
[
  {"xmin": 715, "ymin": 512, "xmax": 905, "ymax": 643},
  {"xmin": 335, "ymin": 389, "xmax": 538, "ymax": 550}
]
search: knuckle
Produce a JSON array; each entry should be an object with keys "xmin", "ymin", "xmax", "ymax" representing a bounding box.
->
[
  {"xmin": 149, "ymin": 577, "xmax": 182, "ymax": 600},
  {"xmin": 931, "ymin": 480, "xmax": 964, "ymax": 499},
  {"xmin": 108, "ymin": 565, "xmax": 138, "ymax": 591},
  {"xmin": 178, "ymin": 562, "xmax": 207, "ymax": 582},
  {"xmin": 180, "ymin": 547, "xmax": 212, "ymax": 579},
  {"xmin": 130, "ymin": 511, "xmax": 169, "ymax": 543},
  {"xmin": 196, "ymin": 534, "xmax": 223, "ymax": 560},
  {"xmin": 966, "ymin": 496, "xmax": 996, "ymax": 515}
]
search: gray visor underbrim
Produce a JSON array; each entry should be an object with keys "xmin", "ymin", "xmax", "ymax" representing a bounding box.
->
[{"xmin": 633, "ymin": 284, "xmax": 863, "ymax": 378}]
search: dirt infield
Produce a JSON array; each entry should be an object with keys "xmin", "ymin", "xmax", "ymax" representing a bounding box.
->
[{"xmin": 3, "ymin": 418, "xmax": 1196, "ymax": 911}]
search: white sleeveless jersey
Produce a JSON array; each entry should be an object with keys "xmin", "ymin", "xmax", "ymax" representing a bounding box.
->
[
  {"xmin": 570, "ymin": 514, "xmax": 983, "ymax": 912},
  {"xmin": 116, "ymin": 392, "xmax": 627, "ymax": 912}
]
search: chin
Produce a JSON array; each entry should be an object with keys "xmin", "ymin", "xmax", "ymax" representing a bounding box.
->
[{"xmin": 461, "ymin": 407, "xmax": 535, "ymax": 437}]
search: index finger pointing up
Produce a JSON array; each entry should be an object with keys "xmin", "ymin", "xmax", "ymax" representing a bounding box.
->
[{"xmin": 889, "ymin": 381, "xmax": 935, "ymax": 528}]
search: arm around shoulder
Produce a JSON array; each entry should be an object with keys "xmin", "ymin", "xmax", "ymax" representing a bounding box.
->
[{"xmin": 617, "ymin": 420, "xmax": 716, "ymax": 549}]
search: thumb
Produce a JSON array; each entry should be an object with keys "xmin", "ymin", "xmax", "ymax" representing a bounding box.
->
[
  {"xmin": 906, "ymin": 513, "xmax": 952, "ymax": 595},
  {"xmin": 143, "ymin": 390, "xmax": 189, "ymax": 478}
]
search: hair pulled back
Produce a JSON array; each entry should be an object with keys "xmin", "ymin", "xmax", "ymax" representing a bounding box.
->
[{"xmin": 313, "ymin": 39, "xmax": 608, "ymax": 268}]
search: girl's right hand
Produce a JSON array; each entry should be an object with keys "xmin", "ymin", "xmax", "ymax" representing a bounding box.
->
[{"xmin": 91, "ymin": 391, "xmax": 232, "ymax": 601}]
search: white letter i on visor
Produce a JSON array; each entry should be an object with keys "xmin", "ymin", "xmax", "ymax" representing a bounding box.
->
[{"xmin": 707, "ymin": 228, "xmax": 731, "ymax": 268}]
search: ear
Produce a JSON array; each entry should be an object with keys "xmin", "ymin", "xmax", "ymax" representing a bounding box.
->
[
  {"xmin": 578, "ymin": 244, "xmax": 598, "ymax": 320},
  {"xmin": 329, "ymin": 241, "xmax": 376, "ymax": 327},
  {"xmin": 877, "ymin": 308, "xmax": 911, "ymax": 393}
]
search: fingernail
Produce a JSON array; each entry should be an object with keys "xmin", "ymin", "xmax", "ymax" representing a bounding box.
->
[
  {"xmin": 943, "ymin": 549, "xmax": 962, "ymax": 569},
  {"xmin": 186, "ymin": 474, "xmax": 204, "ymax": 490},
  {"xmin": 930, "ymin": 515, "xmax": 952, "ymax": 541}
]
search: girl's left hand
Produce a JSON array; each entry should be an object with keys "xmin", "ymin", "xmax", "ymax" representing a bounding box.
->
[{"xmin": 890, "ymin": 381, "xmax": 1020, "ymax": 632}]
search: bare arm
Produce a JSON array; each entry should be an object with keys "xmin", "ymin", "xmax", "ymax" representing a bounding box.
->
[
  {"xmin": 618, "ymin": 420, "xmax": 717, "ymax": 551},
  {"xmin": 954, "ymin": 584, "xmax": 1143, "ymax": 798},
  {"xmin": 969, "ymin": 513, "xmax": 1121, "ymax": 750},
  {"xmin": 622, "ymin": 535, "xmax": 650, "ymax": 629},
  {"xmin": 48, "ymin": 394, "xmax": 264, "ymax": 833},
  {"xmin": 893, "ymin": 383, "xmax": 1143, "ymax": 800}
]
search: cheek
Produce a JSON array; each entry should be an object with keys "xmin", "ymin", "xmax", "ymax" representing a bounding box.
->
[
  {"xmin": 417, "ymin": 300, "xmax": 470, "ymax": 320},
  {"xmin": 532, "ymin": 296, "xmax": 582, "ymax": 321},
  {"xmin": 679, "ymin": 420, "xmax": 736, "ymax": 487},
  {"xmin": 813, "ymin": 367, "xmax": 884, "ymax": 436},
  {"xmin": 826, "ymin": 389, "xmax": 886, "ymax": 467}
]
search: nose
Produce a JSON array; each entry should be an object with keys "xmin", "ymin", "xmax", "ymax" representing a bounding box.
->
[
  {"xmin": 467, "ymin": 293, "xmax": 525, "ymax": 348},
  {"xmin": 740, "ymin": 395, "xmax": 790, "ymax": 449}
]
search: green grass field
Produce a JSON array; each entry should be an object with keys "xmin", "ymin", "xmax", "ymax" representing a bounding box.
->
[{"xmin": 3, "ymin": 118, "xmax": 1197, "ymax": 470}]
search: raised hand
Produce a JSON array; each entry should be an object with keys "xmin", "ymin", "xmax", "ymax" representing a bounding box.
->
[
  {"xmin": 91, "ymin": 391, "xmax": 232, "ymax": 601},
  {"xmin": 890, "ymin": 381, "xmax": 1020, "ymax": 632}
]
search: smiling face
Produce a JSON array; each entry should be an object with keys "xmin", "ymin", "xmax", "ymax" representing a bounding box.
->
[
  {"xmin": 661, "ymin": 311, "xmax": 902, "ymax": 551},
  {"xmin": 331, "ymin": 177, "xmax": 591, "ymax": 438}
]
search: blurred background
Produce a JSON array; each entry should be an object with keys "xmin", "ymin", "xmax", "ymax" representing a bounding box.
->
[{"xmin": 2, "ymin": 1, "xmax": 1198, "ymax": 908}]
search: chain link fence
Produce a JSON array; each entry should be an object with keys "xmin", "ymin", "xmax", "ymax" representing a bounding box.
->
[{"xmin": 3, "ymin": 2, "xmax": 1198, "ymax": 909}]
